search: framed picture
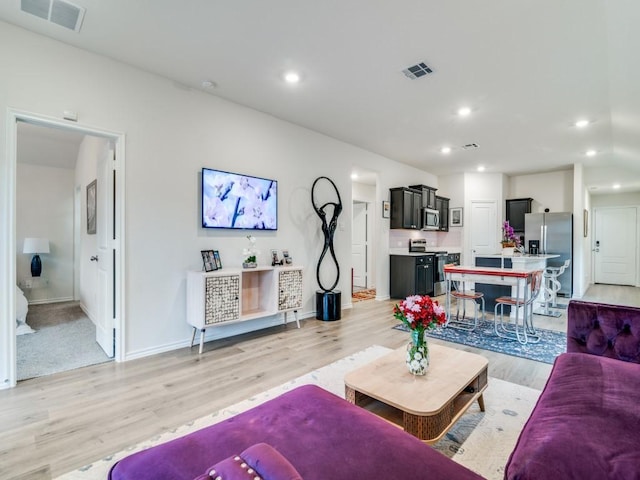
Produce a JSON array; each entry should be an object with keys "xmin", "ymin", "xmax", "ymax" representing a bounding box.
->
[
  {"xmin": 271, "ymin": 249, "xmax": 280, "ymax": 266},
  {"xmin": 382, "ymin": 200, "xmax": 390, "ymax": 218},
  {"xmin": 201, "ymin": 250, "xmax": 217, "ymax": 272},
  {"xmin": 213, "ymin": 250, "xmax": 222, "ymax": 269},
  {"xmin": 86, "ymin": 180, "xmax": 97, "ymax": 234},
  {"xmin": 450, "ymin": 207, "xmax": 463, "ymax": 227},
  {"xmin": 583, "ymin": 209, "xmax": 588, "ymax": 238},
  {"xmin": 282, "ymin": 249, "xmax": 292, "ymax": 265}
]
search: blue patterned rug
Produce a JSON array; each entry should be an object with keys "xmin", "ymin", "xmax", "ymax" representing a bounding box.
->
[{"xmin": 393, "ymin": 320, "xmax": 566, "ymax": 364}]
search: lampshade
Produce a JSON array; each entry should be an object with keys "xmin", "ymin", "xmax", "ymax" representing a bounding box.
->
[{"xmin": 23, "ymin": 237, "xmax": 50, "ymax": 254}]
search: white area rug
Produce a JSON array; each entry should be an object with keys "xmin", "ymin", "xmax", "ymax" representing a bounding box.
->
[{"xmin": 56, "ymin": 345, "xmax": 541, "ymax": 480}]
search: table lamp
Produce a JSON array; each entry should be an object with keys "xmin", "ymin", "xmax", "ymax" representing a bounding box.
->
[{"xmin": 23, "ymin": 237, "xmax": 50, "ymax": 277}]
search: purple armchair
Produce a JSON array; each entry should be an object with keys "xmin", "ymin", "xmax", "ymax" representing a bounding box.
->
[{"xmin": 505, "ymin": 300, "xmax": 640, "ymax": 479}]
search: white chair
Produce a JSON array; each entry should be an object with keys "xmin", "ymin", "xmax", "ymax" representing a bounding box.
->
[
  {"xmin": 494, "ymin": 270, "xmax": 543, "ymax": 344},
  {"xmin": 538, "ymin": 260, "xmax": 571, "ymax": 317},
  {"xmin": 447, "ymin": 274, "xmax": 485, "ymax": 332}
]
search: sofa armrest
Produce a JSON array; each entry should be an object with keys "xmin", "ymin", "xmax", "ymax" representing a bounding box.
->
[{"xmin": 567, "ymin": 300, "xmax": 640, "ymax": 363}]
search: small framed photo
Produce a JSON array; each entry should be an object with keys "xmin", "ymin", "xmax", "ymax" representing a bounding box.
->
[
  {"xmin": 87, "ymin": 179, "xmax": 97, "ymax": 234},
  {"xmin": 450, "ymin": 207, "xmax": 463, "ymax": 227},
  {"xmin": 282, "ymin": 249, "xmax": 292, "ymax": 265},
  {"xmin": 382, "ymin": 200, "xmax": 390, "ymax": 219},
  {"xmin": 271, "ymin": 249, "xmax": 280, "ymax": 266},
  {"xmin": 213, "ymin": 250, "xmax": 222, "ymax": 269},
  {"xmin": 201, "ymin": 250, "xmax": 217, "ymax": 272}
]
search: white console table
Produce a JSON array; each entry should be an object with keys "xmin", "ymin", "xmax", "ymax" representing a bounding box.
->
[{"xmin": 187, "ymin": 265, "xmax": 303, "ymax": 353}]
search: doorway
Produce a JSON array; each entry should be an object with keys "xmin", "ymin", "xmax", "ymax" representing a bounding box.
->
[
  {"xmin": 351, "ymin": 170, "xmax": 377, "ymax": 303},
  {"xmin": 593, "ymin": 206, "xmax": 638, "ymax": 286},
  {"xmin": 3, "ymin": 110, "xmax": 125, "ymax": 388}
]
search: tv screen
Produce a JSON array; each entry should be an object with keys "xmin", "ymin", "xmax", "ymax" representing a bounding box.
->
[{"xmin": 201, "ymin": 167, "xmax": 277, "ymax": 230}]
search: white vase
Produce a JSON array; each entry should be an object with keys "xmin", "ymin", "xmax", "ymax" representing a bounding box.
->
[{"xmin": 502, "ymin": 247, "xmax": 515, "ymax": 256}]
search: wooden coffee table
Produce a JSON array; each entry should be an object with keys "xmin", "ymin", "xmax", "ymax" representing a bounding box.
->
[{"xmin": 344, "ymin": 343, "xmax": 488, "ymax": 444}]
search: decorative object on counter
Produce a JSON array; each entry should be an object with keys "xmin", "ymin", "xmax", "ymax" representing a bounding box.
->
[
  {"xmin": 271, "ymin": 249, "xmax": 283, "ymax": 266},
  {"xmin": 382, "ymin": 200, "xmax": 390, "ymax": 218},
  {"xmin": 450, "ymin": 207, "xmax": 463, "ymax": 227},
  {"xmin": 311, "ymin": 176, "xmax": 343, "ymax": 321},
  {"xmin": 213, "ymin": 250, "xmax": 222, "ymax": 269},
  {"xmin": 393, "ymin": 295, "xmax": 446, "ymax": 375},
  {"xmin": 201, "ymin": 250, "xmax": 217, "ymax": 272},
  {"xmin": 501, "ymin": 220, "xmax": 520, "ymax": 254},
  {"xmin": 282, "ymin": 249, "xmax": 292, "ymax": 265},
  {"xmin": 242, "ymin": 235, "xmax": 259, "ymax": 268},
  {"xmin": 23, "ymin": 237, "xmax": 50, "ymax": 277}
]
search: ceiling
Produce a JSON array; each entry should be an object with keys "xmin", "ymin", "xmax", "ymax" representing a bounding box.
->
[{"xmin": 2, "ymin": 0, "xmax": 640, "ymax": 194}]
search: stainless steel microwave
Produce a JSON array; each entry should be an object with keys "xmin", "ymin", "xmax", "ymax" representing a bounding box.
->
[{"xmin": 422, "ymin": 208, "xmax": 440, "ymax": 230}]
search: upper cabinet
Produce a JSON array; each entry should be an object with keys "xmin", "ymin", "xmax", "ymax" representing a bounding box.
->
[
  {"xmin": 506, "ymin": 198, "xmax": 533, "ymax": 232},
  {"xmin": 409, "ymin": 184, "xmax": 437, "ymax": 210},
  {"xmin": 390, "ymin": 187, "xmax": 422, "ymax": 230},
  {"xmin": 435, "ymin": 195, "xmax": 449, "ymax": 232}
]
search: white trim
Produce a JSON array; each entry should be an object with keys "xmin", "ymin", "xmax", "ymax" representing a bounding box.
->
[{"xmin": 2, "ymin": 108, "xmax": 126, "ymax": 388}]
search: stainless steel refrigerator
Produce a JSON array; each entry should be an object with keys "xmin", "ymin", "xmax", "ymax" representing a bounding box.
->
[{"xmin": 525, "ymin": 212, "xmax": 573, "ymax": 296}]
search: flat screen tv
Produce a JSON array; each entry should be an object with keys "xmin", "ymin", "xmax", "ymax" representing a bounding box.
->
[{"xmin": 201, "ymin": 167, "xmax": 277, "ymax": 230}]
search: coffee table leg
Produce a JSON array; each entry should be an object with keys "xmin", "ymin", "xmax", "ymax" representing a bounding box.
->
[{"xmin": 477, "ymin": 393, "xmax": 485, "ymax": 412}]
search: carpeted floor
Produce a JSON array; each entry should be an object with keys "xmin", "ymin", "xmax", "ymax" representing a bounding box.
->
[
  {"xmin": 352, "ymin": 288, "xmax": 376, "ymax": 302},
  {"xmin": 17, "ymin": 302, "xmax": 112, "ymax": 381},
  {"xmin": 55, "ymin": 345, "xmax": 541, "ymax": 480},
  {"xmin": 393, "ymin": 319, "xmax": 566, "ymax": 364}
]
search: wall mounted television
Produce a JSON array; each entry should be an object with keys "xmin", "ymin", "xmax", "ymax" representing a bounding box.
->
[{"xmin": 201, "ymin": 167, "xmax": 278, "ymax": 230}]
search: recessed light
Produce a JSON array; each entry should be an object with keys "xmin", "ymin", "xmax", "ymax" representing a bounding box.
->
[
  {"xmin": 586, "ymin": 150, "xmax": 597, "ymax": 157},
  {"xmin": 575, "ymin": 119, "xmax": 589, "ymax": 128},
  {"xmin": 458, "ymin": 107, "xmax": 472, "ymax": 117},
  {"xmin": 613, "ymin": 183, "xmax": 621, "ymax": 189},
  {"xmin": 201, "ymin": 80, "xmax": 217, "ymax": 89},
  {"xmin": 440, "ymin": 146, "xmax": 452, "ymax": 154},
  {"xmin": 350, "ymin": 173, "xmax": 358, "ymax": 180},
  {"xmin": 284, "ymin": 71, "xmax": 301, "ymax": 84},
  {"xmin": 477, "ymin": 165, "xmax": 485, "ymax": 172}
]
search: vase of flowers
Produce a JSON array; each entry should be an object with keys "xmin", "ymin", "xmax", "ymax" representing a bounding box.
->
[
  {"xmin": 242, "ymin": 235, "xmax": 259, "ymax": 268},
  {"xmin": 393, "ymin": 295, "xmax": 447, "ymax": 375},
  {"xmin": 501, "ymin": 220, "xmax": 520, "ymax": 255}
]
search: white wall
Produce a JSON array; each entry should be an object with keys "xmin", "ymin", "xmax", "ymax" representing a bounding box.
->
[
  {"xmin": 591, "ymin": 192, "xmax": 640, "ymax": 207},
  {"xmin": 0, "ymin": 21, "xmax": 438, "ymax": 382},
  {"xmin": 508, "ymin": 170, "xmax": 574, "ymax": 213},
  {"xmin": 16, "ymin": 163, "xmax": 74, "ymax": 304}
]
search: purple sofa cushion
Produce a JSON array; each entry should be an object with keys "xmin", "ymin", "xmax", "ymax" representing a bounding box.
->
[
  {"xmin": 109, "ymin": 384, "xmax": 483, "ymax": 480},
  {"xmin": 505, "ymin": 353, "xmax": 640, "ymax": 480},
  {"xmin": 567, "ymin": 300, "xmax": 640, "ymax": 363},
  {"xmin": 193, "ymin": 443, "xmax": 302, "ymax": 480}
]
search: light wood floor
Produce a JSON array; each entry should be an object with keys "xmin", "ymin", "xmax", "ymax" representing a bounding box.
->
[{"xmin": 1, "ymin": 284, "xmax": 638, "ymax": 479}]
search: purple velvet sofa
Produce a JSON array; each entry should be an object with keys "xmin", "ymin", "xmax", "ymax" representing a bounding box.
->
[
  {"xmin": 504, "ymin": 300, "xmax": 640, "ymax": 479},
  {"xmin": 108, "ymin": 384, "xmax": 483, "ymax": 480}
]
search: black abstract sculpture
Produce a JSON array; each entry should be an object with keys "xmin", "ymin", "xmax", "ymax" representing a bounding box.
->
[{"xmin": 311, "ymin": 176, "xmax": 343, "ymax": 320}]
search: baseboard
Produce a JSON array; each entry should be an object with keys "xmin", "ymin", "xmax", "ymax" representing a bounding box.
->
[
  {"xmin": 125, "ymin": 310, "xmax": 315, "ymax": 361},
  {"xmin": 375, "ymin": 294, "xmax": 391, "ymax": 301},
  {"xmin": 79, "ymin": 303, "xmax": 96, "ymax": 325},
  {"xmin": 28, "ymin": 296, "xmax": 74, "ymax": 305}
]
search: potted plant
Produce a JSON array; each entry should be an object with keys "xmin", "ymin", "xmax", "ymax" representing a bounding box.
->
[
  {"xmin": 501, "ymin": 220, "xmax": 520, "ymax": 255},
  {"xmin": 242, "ymin": 235, "xmax": 259, "ymax": 268}
]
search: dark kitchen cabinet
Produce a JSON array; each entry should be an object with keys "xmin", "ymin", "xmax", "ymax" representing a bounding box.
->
[
  {"xmin": 506, "ymin": 198, "xmax": 533, "ymax": 233},
  {"xmin": 436, "ymin": 195, "xmax": 449, "ymax": 231},
  {"xmin": 409, "ymin": 184, "xmax": 437, "ymax": 210},
  {"xmin": 390, "ymin": 255, "xmax": 434, "ymax": 298},
  {"xmin": 390, "ymin": 187, "xmax": 422, "ymax": 230}
]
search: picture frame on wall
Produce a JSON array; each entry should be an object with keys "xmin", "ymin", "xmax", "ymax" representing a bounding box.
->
[
  {"xmin": 583, "ymin": 209, "xmax": 588, "ymax": 237},
  {"xmin": 201, "ymin": 250, "xmax": 217, "ymax": 272},
  {"xmin": 450, "ymin": 207, "xmax": 463, "ymax": 227},
  {"xmin": 86, "ymin": 180, "xmax": 97, "ymax": 234},
  {"xmin": 382, "ymin": 200, "xmax": 390, "ymax": 218},
  {"xmin": 213, "ymin": 250, "xmax": 222, "ymax": 269}
]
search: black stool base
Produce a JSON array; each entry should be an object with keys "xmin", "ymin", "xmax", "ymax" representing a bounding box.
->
[{"xmin": 316, "ymin": 290, "xmax": 342, "ymax": 321}]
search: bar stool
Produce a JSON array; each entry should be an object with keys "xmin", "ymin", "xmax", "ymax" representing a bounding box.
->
[
  {"xmin": 538, "ymin": 260, "xmax": 571, "ymax": 317},
  {"xmin": 447, "ymin": 276, "xmax": 485, "ymax": 331},
  {"xmin": 494, "ymin": 270, "xmax": 543, "ymax": 344}
]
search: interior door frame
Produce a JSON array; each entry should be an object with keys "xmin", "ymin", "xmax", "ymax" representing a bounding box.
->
[{"xmin": 2, "ymin": 109, "xmax": 126, "ymax": 389}]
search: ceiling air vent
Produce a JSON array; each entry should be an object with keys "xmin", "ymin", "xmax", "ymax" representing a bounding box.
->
[
  {"xmin": 462, "ymin": 143, "xmax": 479, "ymax": 150},
  {"xmin": 402, "ymin": 62, "xmax": 433, "ymax": 80},
  {"xmin": 21, "ymin": 0, "xmax": 86, "ymax": 32}
]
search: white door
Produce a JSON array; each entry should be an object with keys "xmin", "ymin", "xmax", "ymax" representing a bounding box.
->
[
  {"xmin": 352, "ymin": 202, "xmax": 367, "ymax": 288},
  {"xmin": 95, "ymin": 146, "xmax": 115, "ymax": 357},
  {"xmin": 470, "ymin": 201, "xmax": 498, "ymax": 261},
  {"xmin": 594, "ymin": 207, "xmax": 637, "ymax": 286}
]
